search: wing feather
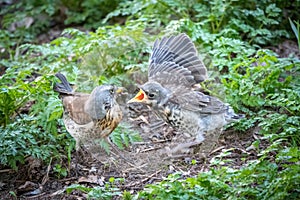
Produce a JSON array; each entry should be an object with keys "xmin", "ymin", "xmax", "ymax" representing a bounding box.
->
[
  {"xmin": 62, "ymin": 94, "xmax": 93, "ymax": 125},
  {"xmin": 147, "ymin": 34, "xmax": 226, "ymax": 114},
  {"xmin": 149, "ymin": 33, "xmax": 207, "ymax": 83},
  {"xmin": 171, "ymin": 91, "xmax": 227, "ymax": 114},
  {"xmin": 149, "ymin": 62, "xmax": 195, "ymax": 88}
]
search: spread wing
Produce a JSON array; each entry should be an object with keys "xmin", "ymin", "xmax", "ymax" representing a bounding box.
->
[
  {"xmin": 147, "ymin": 34, "xmax": 225, "ymax": 114},
  {"xmin": 149, "ymin": 61, "xmax": 226, "ymax": 114},
  {"xmin": 149, "ymin": 62, "xmax": 196, "ymax": 88},
  {"xmin": 172, "ymin": 91, "xmax": 227, "ymax": 114},
  {"xmin": 149, "ymin": 33, "xmax": 207, "ymax": 84}
]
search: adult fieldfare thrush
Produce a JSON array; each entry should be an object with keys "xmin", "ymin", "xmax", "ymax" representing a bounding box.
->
[
  {"xmin": 128, "ymin": 33, "xmax": 243, "ymax": 154},
  {"xmin": 54, "ymin": 73, "xmax": 123, "ymax": 151}
]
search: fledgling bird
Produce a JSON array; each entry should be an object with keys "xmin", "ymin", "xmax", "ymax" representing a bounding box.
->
[
  {"xmin": 53, "ymin": 73, "xmax": 123, "ymax": 151},
  {"xmin": 128, "ymin": 33, "xmax": 243, "ymax": 155}
]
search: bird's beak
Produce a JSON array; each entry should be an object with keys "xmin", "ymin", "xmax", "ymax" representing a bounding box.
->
[
  {"xmin": 127, "ymin": 89, "xmax": 147, "ymax": 103},
  {"xmin": 116, "ymin": 87, "xmax": 125, "ymax": 94}
]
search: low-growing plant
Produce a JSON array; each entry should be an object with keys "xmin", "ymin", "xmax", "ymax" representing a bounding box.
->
[
  {"xmin": 0, "ymin": 115, "xmax": 71, "ymax": 170},
  {"xmin": 62, "ymin": 0, "xmax": 122, "ymax": 29},
  {"xmin": 93, "ymin": 123, "xmax": 142, "ymax": 154},
  {"xmin": 108, "ymin": 0, "xmax": 295, "ymax": 46},
  {"xmin": 0, "ymin": 19, "xmax": 151, "ymax": 170},
  {"xmin": 222, "ymin": 50, "xmax": 300, "ymax": 144},
  {"xmin": 110, "ymin": 123, "xmax": 142, "ymax": 150},
  {"xmin": 132, "ymin": 158, "xmax": 300, "ymax": 199},
  {"xmin": 0, "ymin": 0, "xmax": 60, "ymax": 57},
  {"xmin": 0, "ymin": 70, "xmax": 73, "ymax": 169},
  {"xmin": 289, "ymin": 18, "xmax": 300, "ymax": 51},
  {"xmin": 66, "ymin": 181, "xmax": 122, "ymax": 199},
  {"xmin": 53, "ymin": 163, "xmax": 68, "ymax": 179}
]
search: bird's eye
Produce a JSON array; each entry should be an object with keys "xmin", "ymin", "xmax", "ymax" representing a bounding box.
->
[
  {"xmin": 109, "ymin": 88, "xmax": 114, "ymax": 94},
  {"xmin": 148, "ymin": 93, "xmax": 155, "ymax": 98}
]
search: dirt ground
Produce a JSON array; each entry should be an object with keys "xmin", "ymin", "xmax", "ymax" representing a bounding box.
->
[
  {"xmin": 0, "ymin": 22, "xmax": 299, "ymax": 199},
  {"xmin": 0, "ymin": 100, "xmax": 263, "ymax": 200}
]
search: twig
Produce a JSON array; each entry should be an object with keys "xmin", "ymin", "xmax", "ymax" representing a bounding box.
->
[
  {"xmin": 109, "ymin": 147, "xmax": 138, "ymax": 168},
  {"xmin": 57, "ymin": 177, "xmax": 78, "ymax": 182},
  {"xmin": 208, "ymin": 146, "xmax": 226, "ymax": 156},
  {"xmin": 124, "ymin": 163, "xmax": 148, "ymax": 173},
  {"xmin": 125, "ymin": 170, "xmax": 162, "ymax": 188},
  {"xmin": 105, "ymin": 147, "xmax": 147, "ymax": 173},
  {"xmin": 24, "ymin": 192, "xmax": 46, "ymax": 199},
  {"xmin": 140, "ymin": 146, "xmax": 163, "ymax": 153},
  {"xmin": 41, "ymin": 157, "xmax": 52, "ymax": 185},
  {"xmin": 133, "ymin": 139, "xmax": 171, "ymax": 145},
  {"xmin": 0, "ymin": 169, "xmax": 14, "ymax": 173},
  {"xmin": 49, "ymin": 188, "xmax": 66, "ymax": 197}
]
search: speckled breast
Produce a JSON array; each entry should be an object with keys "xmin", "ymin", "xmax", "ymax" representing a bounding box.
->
[
  {"xmin": 165, "ymin": 105, "xmax": 183, "ymax": 129},
  {"xmin": 156, "ymin": 102, "xmax": 199, "ymax": 138},
  {"xmin": 96, "ymin": 103, "xmax": 123, "ymax": 138}
]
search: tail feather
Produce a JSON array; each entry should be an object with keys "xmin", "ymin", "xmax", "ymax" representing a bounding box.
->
[
  {"xmin": 224, "ymin": 104, "xmax": 245, "ymax": 122},
  {"xmin": 53, "ymin": 73, "xmax": 73, "ymax": 94}
]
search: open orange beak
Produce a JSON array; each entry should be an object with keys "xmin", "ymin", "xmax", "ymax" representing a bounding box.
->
[{"xmin": 128, "ymin": 89, "xmax": 147, "ymax": 103}]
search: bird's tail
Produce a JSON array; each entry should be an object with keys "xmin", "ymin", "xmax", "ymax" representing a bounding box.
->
[
  {"xmin": 224, "ymin": 104, "xmax": 245, "ymax": 122},
  {"xmin": 53, "ymin": 73, "xmax": 73, "ymax": 94}
]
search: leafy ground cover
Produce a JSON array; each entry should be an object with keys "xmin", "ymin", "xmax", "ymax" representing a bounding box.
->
[{"xmin": 0, "ymin": 0, "xmax": 300, "ymax": 199}]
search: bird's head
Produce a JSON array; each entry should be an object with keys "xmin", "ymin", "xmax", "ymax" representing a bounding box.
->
[
  {"xmin": 93, "ymin": 85, "xmax": 124, "ymax": 107},
  {"xmin": 85, "ymin": 85, "xmax": 123, "ymax": 120},
  {"xmin": 128, "ymin": 82, "xmax": 170, "ymax": 107}
]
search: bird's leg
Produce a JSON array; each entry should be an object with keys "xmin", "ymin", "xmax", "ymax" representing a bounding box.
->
[
  {"xmin": 72, "ymin": 140, "xmax": 84, "ymax": 178},
  {"xmin": 198, "ymin": 128, "xmax": 223, "ymax": 155},
  {"xmin": 163, "ymin": 131, "xmax": 205, "ymax": 158},
  {"xmin": 105, "ymin": 136, "xmax": 118, "ymax": 153},
  {"xmin": 166, "ymin": 140, "xmax": 202, "ymax": 156},
  {"xmin": 74, "ymin": 150, "xmax": 80, "ymax": 178},
  {"xmin": 105, "ymin": 136, "xmax": 136, "ymax": 166},
  {"xmin": 74, "ymin": 147, "xmax": 84, "ymax": 178}
]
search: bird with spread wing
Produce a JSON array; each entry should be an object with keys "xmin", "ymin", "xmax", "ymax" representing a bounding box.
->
[{"xmin": 128, "ymin": 33, "xmax": 243, "ymax": 155}]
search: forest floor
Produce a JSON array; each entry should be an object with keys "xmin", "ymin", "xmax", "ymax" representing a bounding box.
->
[
  {"xmin": 0, "ymin": 24, "xmax": 299, "ymax": 199},
  {"xmin": 0, "ymin": 119, "xmax": 262, "ymax": 200}
]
